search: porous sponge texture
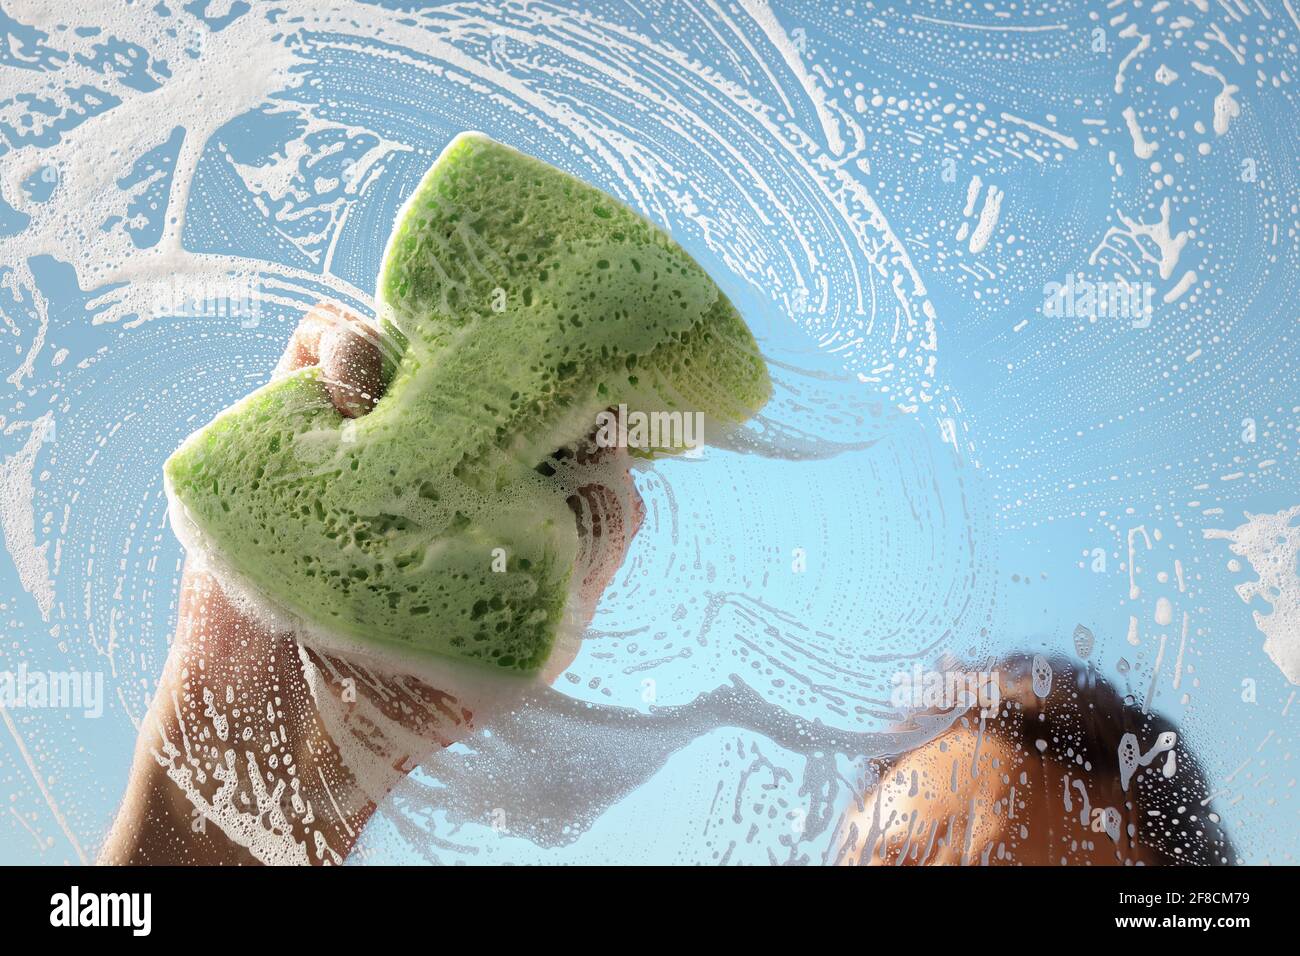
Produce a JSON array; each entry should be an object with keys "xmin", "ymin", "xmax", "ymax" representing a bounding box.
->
[{"xmin": 165, "ymin": 133, "xmax": 769, "ymax": 672}]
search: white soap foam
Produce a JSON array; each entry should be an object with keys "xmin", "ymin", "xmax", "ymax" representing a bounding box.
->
[{"xmin": 1206, "ymin": 506, "xmax": 1300, "ymax": 685}]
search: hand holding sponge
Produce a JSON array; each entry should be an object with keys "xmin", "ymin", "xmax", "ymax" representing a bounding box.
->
[{"xmin": 164, "ymin": 133, "xmax": 768, "ymax": 673}]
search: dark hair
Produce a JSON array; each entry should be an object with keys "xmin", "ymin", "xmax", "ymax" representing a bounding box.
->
[{"xmin": 877, "ymin": 653, "xmax": 1236, "ymax": 865}]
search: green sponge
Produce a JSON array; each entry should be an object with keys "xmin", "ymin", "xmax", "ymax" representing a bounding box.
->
[{"xmin": 164, "ymin": 133, "xmax": 769, "ymax": 672}]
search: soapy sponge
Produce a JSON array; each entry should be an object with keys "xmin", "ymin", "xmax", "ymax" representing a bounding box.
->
[{"xmin": 165, "ymin": 133, "xmax": 769, "ymax": 672}]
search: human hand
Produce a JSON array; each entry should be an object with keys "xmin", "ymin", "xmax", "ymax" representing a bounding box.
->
[{"xmin": 101, "ymin": 303, "xmax": 643, "ymax": 865}]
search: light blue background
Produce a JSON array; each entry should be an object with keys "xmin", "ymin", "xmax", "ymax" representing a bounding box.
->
[{"xmin": 0, "ymin": 0, "xmax": 1296, "ymax": 864}]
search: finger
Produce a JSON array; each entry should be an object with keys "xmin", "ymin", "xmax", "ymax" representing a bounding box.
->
[
  {"xmin": 273, "ymin": 303, "xmax": 387, "ymax": 418},
  {"xmin": 572, "ymin": 457, "xmax": 645, "ymax": 608},
  {"xmin": 273, "ymin": 305, "xmax": 331, "ymax": 376},
  {"xmin": 318, "ymin": 318, "xmax": 385, "ymax": 418}
]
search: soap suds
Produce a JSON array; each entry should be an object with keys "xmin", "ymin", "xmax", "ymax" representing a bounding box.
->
[{"xmin": 1207, "ymin": 507, "xmax": 1300, "ymax": 685}]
